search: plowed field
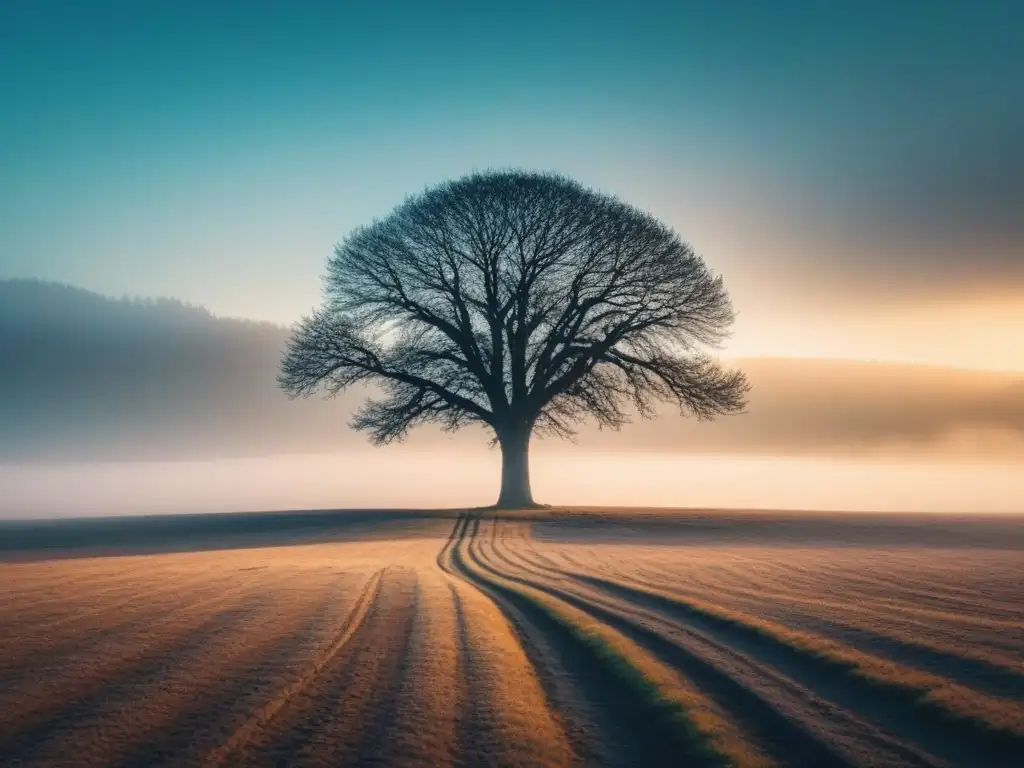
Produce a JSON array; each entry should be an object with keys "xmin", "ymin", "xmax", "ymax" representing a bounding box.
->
[{"xmin": 2, "ymin": 512, "xmax": 1022, "ymax": 767}]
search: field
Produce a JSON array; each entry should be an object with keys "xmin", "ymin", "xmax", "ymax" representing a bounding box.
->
[{"xmin": 1, "ymin": 511, "xmax": 1022, "ymax": 767}]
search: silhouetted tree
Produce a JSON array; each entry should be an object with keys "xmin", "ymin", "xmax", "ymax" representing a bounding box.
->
[{"xmin": 280, "ymin": 171, "xmax": 748, "ymax": 507}]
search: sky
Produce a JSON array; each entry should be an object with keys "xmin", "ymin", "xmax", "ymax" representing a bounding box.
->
[
  {"xmin": 2, "ymin": 1, "xmax": 1022, "ymax": 369},
  {"xmin": 1, "ymin": 1, "xmax": 1022, "ymax": 516}
]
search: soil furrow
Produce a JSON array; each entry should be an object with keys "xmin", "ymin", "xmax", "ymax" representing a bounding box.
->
[
  {"xmin": 201, "ymin": 568, "xmax": 384, "ymax": 766},
  {"xmin": 453, "ymin": 516, "xmax": 745, "ymax": 767},
  {"xmin": 0, "ymin": 571, "xmax": 251, "ymax": 688},
  {"xmin": 0, "ymin": 575, "xmax": 261, "ymax": 749},
  {"xmin": 2, "ymin": 513, "xmax": 1019, "ymax": 768},
  {"xmin": 445, "ymin": 520, "xmax": 629, "ymax": 767},
  {"xmin": 0, "ymin": 585, "xmax": 273, "ymax": 766},
  {"xmin": 438, "ymin": 515, "xmax": 580, "ymax": 767},
  {"xmin": 492, "ymin": 535, "xmax": 861, "ymax": 766},
  {"xmin": 113, "ymin": 571, "xmax": 364, "ymax": 767},
  {"xmin": 494, "ymin": 535, "xmax": 949, "ymax": 768},
  {"xmin": 219, "ymin": 567, "xmax": 417, "ymax": 767},
  {"xmin": 17, "ymin": 571, "xmax": 351, "ymax": 768},
  {"xmin": 564, "ymin": 566, "xmax": 1024, "ymax": 766}
]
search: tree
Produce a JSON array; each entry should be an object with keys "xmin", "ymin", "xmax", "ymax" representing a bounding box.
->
[{"xmin": 279, "ymin": 170, "xmax": 748, "ymax": 508}]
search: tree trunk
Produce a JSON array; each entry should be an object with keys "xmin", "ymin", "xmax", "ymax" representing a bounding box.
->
[{"xmin": 495, "ymin": 425, "xmax": 534, "ymax": 508}]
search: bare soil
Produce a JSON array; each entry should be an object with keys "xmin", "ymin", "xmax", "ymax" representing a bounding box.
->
[{"xmin": 1, "ymin": 510, "xmax": 1022, "ymax": 767}]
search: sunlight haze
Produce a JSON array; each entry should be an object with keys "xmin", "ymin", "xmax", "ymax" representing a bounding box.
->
[{"xmin": 1, "ymin": 1, "xmax": 1021, "ymax": 517}]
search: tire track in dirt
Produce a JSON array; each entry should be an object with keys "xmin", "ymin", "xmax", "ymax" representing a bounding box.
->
[
  {"xmin": 501, "ymin": 529, "xmax": 1023, "ymax": 767},
  {"xmin": 443, "ymin": 517, "xmax": 595, "ymax": 766},
  {"xmin": 759, "ymin": 612, "xmax": 1024, "ymax": 702},
  {"xmin": 446, "ymin": 581, "xmax": 486, "ymax": 763},
  {"xmin": 447, "ymin": 515, "xmax": 745, "ymax": 767},
  {"xmin": 332, "ymin": 571, "xmax": 422, "ymax": 766},
  {"xmin": 573, "ymin": 570, "xmax": 1024, "ymax": 765},
  {"xmin": 106, "ymin": 571, "xmax": 366, "ymax": 767},
  {"xmin": 365, "ymin": 568, "xmax": 464, "ymax": 767},
  {"xmin": 436, "ymin": 515, "xmax": 580, "ymax": 767},
  {"xmin": 491, "ymin": 531, "xmax": 856, "ymax": 767},
  {"xmin": 581, "ymin": 553, "xmax": 1024, "ymax": 684},
  {"xmin": 464, "ymin": 518, "xmax": 659, "ymax": 766},
  {"xmin": 492, "ymin": 535, "xmax": 944, "ymax": 768},
  {"xmin": 484, "ymin": 523, "xmax": 845, "ymax": 766},
  {"xmin": 201, "ymin": 568, "xmax": 384, "ymax": 766},
  {"xmin": 437, "ymin": 517, "xmax": 520, "ymax": 765},
  {"xmin": 233, "ymin": 567, "xmax": 419, "ymax": 768},
  {"xmin": 536, "ymin": 537, "xmax": 1024, "ymax": 675},
  {"xmin": 456, "ymin": 551, "xmax": 660, "ymax": 766}
]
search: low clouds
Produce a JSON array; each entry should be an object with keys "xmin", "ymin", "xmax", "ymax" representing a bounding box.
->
[
  {"xmin": 2, "ymin": 281, "xmax": 1021, "ymax": 463},
  {"xmin": 570, "ymin": 358, "xmax": 1024, "ymax": 459}
]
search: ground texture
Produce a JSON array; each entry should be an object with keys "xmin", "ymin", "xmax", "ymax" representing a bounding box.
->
[{"xmin": 1, "ymin": 512, "xmax": 1022, "ymax": 767}]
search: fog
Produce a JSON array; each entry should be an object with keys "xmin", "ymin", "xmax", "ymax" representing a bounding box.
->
[
  {"xmin": 2, "ymin": 280, "xmax": 1022, "ymax": 519},
  {"xmin": 2, "ymin": 451, "xmax": 1022, "ymax": 519},
  {"xmin": 3, "ymin": 281, "xmax": 1023, "ymax": 461}
]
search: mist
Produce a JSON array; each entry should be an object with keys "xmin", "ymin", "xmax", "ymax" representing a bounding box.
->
[
  {"xmin": 2, "ymin": 280, "xmax": 1022, "ymax": 519},
  {"xmin": 3, "ymin": 281, "xmax": 1023, "ymax": 461},
  {"xmin": 3, "ymin": 451, "xmax": 1022, "ymax": 520}
]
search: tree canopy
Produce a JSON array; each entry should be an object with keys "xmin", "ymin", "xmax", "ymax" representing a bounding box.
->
[{"xmin": 280, "ymin": 170, "xmax": 748, "ymax": 506}]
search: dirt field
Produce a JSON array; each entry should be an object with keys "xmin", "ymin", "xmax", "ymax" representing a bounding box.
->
[{"xmin": 1, "ymin": 511, "xmax": 1022, "ymax": 767}]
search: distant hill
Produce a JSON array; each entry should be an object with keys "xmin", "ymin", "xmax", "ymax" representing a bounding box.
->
[
  {"xmin": 1, "ymin": 280, "xmax": 1021, "ymax": 461},
  {"xmin": 0, "ymin": 280, "xmax": 356, "ymax": 460}
]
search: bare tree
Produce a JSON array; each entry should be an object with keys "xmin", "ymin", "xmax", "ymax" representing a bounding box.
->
[{"xmin": 280, "ymin": 170, "xmax": 748, "ymax": 508}]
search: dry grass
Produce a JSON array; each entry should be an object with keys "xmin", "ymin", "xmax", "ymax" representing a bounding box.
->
[
  {"xmin": 455, "ymin": 519, "xmax": 765, "ymax": 767},
  {"xmin": 1, "ymin": 510, "xmax": 1022, "ymax": 767},
  {"xmin": 545, "ymin": 555, "xmax": 1024, "ymax": 734}
]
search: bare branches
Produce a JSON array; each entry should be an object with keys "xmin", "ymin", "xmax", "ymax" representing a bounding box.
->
[
  {"xmin": 279, "ymin": 310, "xmax": 492, "ymax": 443},
  {"xmin": 279, "ymin": 169, "xmax": 748, "ymax": 446}
]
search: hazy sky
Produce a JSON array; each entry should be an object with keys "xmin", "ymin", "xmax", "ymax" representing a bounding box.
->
[
  {"xmin": 2, "ymin": 2, "xmax": 1023, "ymax": 518},
  {"xmin": 2, "ymin": 1, "xmax": 1022, "ymax": 369}
]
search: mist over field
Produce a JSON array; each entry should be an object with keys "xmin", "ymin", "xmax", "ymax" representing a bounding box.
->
[
  {"xmin": 1, "ymin": 280, "xmax": 1022, "ymax": 518},
  {"xmin": 4, "ymin": 453, "xmax": 1024, "ymax": 520}
]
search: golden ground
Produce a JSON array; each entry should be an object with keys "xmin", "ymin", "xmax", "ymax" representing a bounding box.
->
[{"xmin": 1, "ymin": 512, "xmax": 1022, "ymax": 767}]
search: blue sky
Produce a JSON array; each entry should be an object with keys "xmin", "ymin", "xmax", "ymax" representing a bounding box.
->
[{"xmin": 2, "ymin": 0, "xmax": 1022, "ymax": 365}]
